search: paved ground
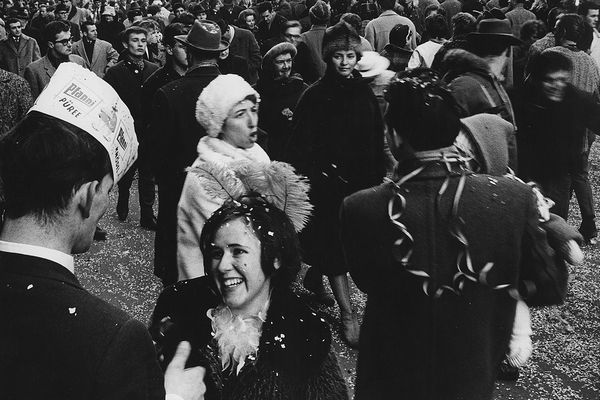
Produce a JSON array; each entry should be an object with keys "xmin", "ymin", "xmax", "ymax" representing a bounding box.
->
[{"xmin": 77, "ymin": 147, "xmax": 600, "ymax": 399}]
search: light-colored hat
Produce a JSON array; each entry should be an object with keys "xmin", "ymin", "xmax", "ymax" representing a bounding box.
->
[
  {"xmin": 262, "ymin": 42, "xmax": 297, "ymax": 70},
  {"xmin": 356, "ymin": 51, "xmax": 390, "ymax": 78},
  {"xmin": 196, "ymin": 74, "xmax": 260, "ymax": 137},
  {"xmin": 102, "ymin": 5, "xmax": 116, "ymax": 16}
]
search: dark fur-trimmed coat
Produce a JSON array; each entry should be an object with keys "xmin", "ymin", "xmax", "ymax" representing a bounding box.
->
[
  {"xmin": 150, "ymin": 277, "xmax": 349, "ymax": 400},
  {"xmin": 284, "ymin": 68, "xmax": 385, "ymax": 275}
]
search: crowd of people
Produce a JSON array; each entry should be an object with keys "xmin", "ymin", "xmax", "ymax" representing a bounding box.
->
[{"xmin": 0, "ymin": 0, "xmax": 598, "ymax": 397}]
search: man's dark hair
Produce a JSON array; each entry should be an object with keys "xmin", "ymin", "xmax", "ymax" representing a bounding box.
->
[
  {"xmin": 547, "ymin": 7, "xmax": 566, "ymax": 31},
  {"xmin": 6, "ymin": 17, "xmax": 21, "ymax": 26},
  {"xmin": 147, "ymin": 3, "xmax": 161, "ymax": 15},
  {"xmin": 54, "ymin": 2, "xmax": 70, "ymax": 13},
  {"xmin": 385, "ymin": 68, "xmax": 461, "ymax": 152},
  {"xmin": 377, "ymin": 0, "xmax": 396, "ymax": 11},
  {"xmin": 283, "ymin": 19, "xmax": 302, "ymax": 32},
  {"xmin": 189, "ymin": 3, "xmax": 207, "ymax": 17},
  {"xmin": 121, "ymin": 25, "xmax": 148, "ymax": 43},
  {"xmin": 451, "ymin": 12, "xmax": 476, "ymax": 37},
  {"xmin": 43, "ymin": 20, "xmax": 70, "ymax": 43},
  {"xmin": 0, "ymin": 112, "xmax": 112, "ymax": 221},
  {"xmin": 340, "ymin": 12, "xmax": 362, "ymax": 33},
  {"xmin": 520, "ymin": 19, "xmax": 547, "ymax": 44},
  {"xmin": 80, "ymin": 20, "xmax": 95, "ymax": 33},
  {"xmin": 578, "ymin": 1, "xmax": 599, "ymax": 17},
  {"xmin": 163, "ymin": 22, "xmax": 187, "ymax": 47},
  {"xmin": 257, "ymin": 1, "xmax": 273, "ymax": 13},
  {"xmin": 554, "ymin": 13, "xmax": 585, "ymax": 43},
  {"xmin": 172, "ymin": 11, "xmax": 195, "ymax": 25},
  {"xmin": 529, "ymin": 50, "xmax": 572, "ymax": 81},
  {"xmin": 389, "ymin": 23, "xmax": 409, "ymax": 46},
  {"xmin": 172, "ymin": 2, "xmax": 184, "ymax": 10},
  {"xmin": 425, "ymin": 13, "xmax": 449, "ymax": 39}
]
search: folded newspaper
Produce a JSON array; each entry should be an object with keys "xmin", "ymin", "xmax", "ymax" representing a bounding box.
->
[{"xmin": 28, "ymin": 63, "xmax": 138, "ymax": 184}]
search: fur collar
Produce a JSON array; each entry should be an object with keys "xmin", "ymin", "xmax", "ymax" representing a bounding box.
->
[
  {"xmin": 441, "ymin": 49, "xmax": 492, "ymax": 82},
  {"xmin": 195, "ymin": 136, "xmax": 270, "ymax": 166}
]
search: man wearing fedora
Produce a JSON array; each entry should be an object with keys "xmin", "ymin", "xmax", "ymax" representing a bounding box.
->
[
  {"xmin": 440, "ymin": 18, "xmax": 520, "ymax": 169},
  {"xmin": 104, "ymin": 26, "xmax": 159, "ymax": 230},
  {"xmin": 149, "ymin": 20, "xmax": 225, "ymax": 286}
]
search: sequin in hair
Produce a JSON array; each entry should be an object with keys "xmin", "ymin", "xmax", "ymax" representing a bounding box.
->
[{"xmin": 200, "ymin": 195, "xmax": 302, "ymax": 292}]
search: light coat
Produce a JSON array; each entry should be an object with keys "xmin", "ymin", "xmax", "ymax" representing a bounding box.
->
[
  {"xmin": 71, "ymin": 38, "xmax": 118, "ymax": 78},
  {"xmin": 0, "ymin": 34, "xmax": 41, "ymax": 76},
  {"xmin": 23, "ymin": 54, "xmax": 86, "ymax": 98},
  {"xmin": 177, "ymin": 136, "xmax": 270, "ymax": 280}
]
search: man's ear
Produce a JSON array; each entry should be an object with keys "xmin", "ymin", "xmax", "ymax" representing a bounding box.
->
[
  {"xmin": 165, "ymin": 45, "xmax": 173, "ymax": 56},
  {"xmin": 273, "ymin": 258, "xmax": 281, "ymax": 270},
  {"xmin": 76, "ymin": 180, "xmax": 99, "ymax": 219}
]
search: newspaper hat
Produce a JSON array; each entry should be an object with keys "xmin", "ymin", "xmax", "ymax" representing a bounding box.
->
[{"xmin": 28, "ymin": 63, "xmax": 138, "ymax": 184}]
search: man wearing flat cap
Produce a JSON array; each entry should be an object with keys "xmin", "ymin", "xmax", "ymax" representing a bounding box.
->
[
  {"xmin": 149, "ymin": 20, "xmax": 224, "ymax": 286},
  {"xmin": 256, "ymin": 41, "xmax": 308, "ymax": 160},
  {"xmin": 440, "ymin": 18, "xmax": 521, "ymax": 170}
]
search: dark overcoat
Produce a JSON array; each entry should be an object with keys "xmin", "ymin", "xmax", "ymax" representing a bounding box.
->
[
  {"xmin": 340, "ymin": 161, "xmax": 569, "ymax": 400},
  {"xmin": 0, "ymin": 252, "xmax": 164, "ymax": 399},
  {"xmin": 149, "ymin": 65, "xmax": 220, "ymax": 283},
  {"xmin": 285, "ymin": 68, "xmax": 385, "ymax": 276}
]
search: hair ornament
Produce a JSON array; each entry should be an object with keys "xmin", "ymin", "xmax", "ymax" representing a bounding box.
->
[{"xmin": 187, "ymin": 160, "xmax": 313, "ymax": 232}]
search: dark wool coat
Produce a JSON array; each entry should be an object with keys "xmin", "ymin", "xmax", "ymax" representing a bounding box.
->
[
  {"xmin": 149, "ymin": 65, "xmax": 220, "ymax": 284},
  {"xmin": 150, "ymin": 277, "xmax": 349, "ymax": 400},
  {"xmin": 0, "ymin": 252, "xmax": 165, "ymax": 399},
  {"xmin": 341, "ymin": 161, "xmax": 569, "ymax": 400},
  {"xmin": 441, "ymin": 49, "xmax": 516, "ymax": 127},
  {"xmin": 284, "ymin": 69, "xmax": 385, "ymax": 276},
  {"xmin": 228, "ymin": 27, "xmax": 261, "ymax": 85},
  {"xmin": 256, "ymin": 73, "xmax": 308, "ymax": 161},
  {"xmin": 104, "ymin": 58, "xmax": 159, "ymax": 132},
  {"xmin": 512, "ymin": 83, "xmax": 600, "ymax": 218}
]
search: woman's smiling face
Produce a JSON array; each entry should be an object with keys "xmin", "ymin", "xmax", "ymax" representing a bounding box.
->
[{"xmin": 208, "ymin": 217, "xmax": 273, "ymax": 316}]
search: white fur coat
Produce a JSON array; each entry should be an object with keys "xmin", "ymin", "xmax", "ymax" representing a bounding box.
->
[{"xmin": 177, "ymin": 137, "xmax": 270, "ymax": 280}]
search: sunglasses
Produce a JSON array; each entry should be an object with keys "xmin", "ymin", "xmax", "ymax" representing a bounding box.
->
[{"xmin": 54, "ymin": 37, "xmax": 72, "ymax": 45}]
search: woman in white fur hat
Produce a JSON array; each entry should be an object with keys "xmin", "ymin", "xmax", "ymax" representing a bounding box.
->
[{"xmin": 176, "ymin": 74, "xmax": 272, "ymax": 281}]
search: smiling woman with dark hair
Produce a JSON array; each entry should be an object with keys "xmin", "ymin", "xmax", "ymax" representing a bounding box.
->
[{"xmin": 151, "ymin": 195, "xmax": 349, "ymax": 400}]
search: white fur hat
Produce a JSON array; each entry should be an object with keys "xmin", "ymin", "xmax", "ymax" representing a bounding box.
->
[{"xmin": 195, "ymin": 74, "xmax": 260, "ymax": 138}]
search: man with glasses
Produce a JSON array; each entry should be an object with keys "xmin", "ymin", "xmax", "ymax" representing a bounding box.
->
[
  {"xmin": 54, "ymin": 3, "xmax": 81, "ymax": 42},
  {"xmin": 24, "ymin": 20, "xmax": 85, "ymax": 98}
]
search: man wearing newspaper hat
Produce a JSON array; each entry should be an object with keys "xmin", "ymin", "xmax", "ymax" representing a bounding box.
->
[{"xmin": 0, "ymin": 64, "xmax": 206, "ymax": 400}]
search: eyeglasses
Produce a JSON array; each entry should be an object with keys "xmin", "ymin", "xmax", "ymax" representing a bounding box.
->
[{"xmin": 54, "ymin": 37, "xmax": 72, "ymax": 45}]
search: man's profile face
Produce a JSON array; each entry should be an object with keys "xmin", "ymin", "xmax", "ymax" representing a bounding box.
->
[
  {"xmin": 8, "ymin": 21, "xmax": 22, "ymax": 37},
  {"xmin": 56, "ymin": 9, "xmax": 69, "ymax": 20},
  {"xmin": 83, "ymin": 24, "xmax": 98, "ymax": 40},
  {"xmin": 51, "ymin": 30, "xmax": 73, "ymax": 57},
  {"xmin": 124, "ymin": 32, "xmax": 147, "ymax": 57},
  {"xmin": 284, "ymin": 26, "xmax": 301, "ymax": 46},
  {"xmin": 586, "ymin": 9, "xmax": 599, "ymax": 29},
  {"xmin": 261, "ymin": 10, "xmax": 273, "ymax": 23}
]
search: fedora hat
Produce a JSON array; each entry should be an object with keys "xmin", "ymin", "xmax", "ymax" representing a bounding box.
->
[
  {"xmin": 468, "ymin": 18, "xmax": 523, "ymax": 46},
  {"xmin": 175, "ymin": 20, "xmax": 229, "ymax": 52}
]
